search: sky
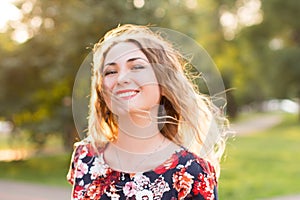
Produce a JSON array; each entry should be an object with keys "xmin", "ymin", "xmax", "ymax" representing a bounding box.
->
[
  {"xmin": 0, "ymin": 0, "xmax": 22, "ymax": 32},
  {"xmin": 0, "ymin": 0, "xmax": 31, "ymax": 43}
]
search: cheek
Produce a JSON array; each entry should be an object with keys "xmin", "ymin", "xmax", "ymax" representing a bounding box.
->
[
  {"xmin": 101, "ymin": 80, "xmax": 114, "ymax": 107},
  {"xmin": 145, "ymin": 85, "xmax": 161, "ymax": 103},
  {"xmin": 140, "ymin": 69, "xmax": 157, "ymax": 83},
  {"xmin": 102, "ymin": 78, "xmax": 115, "ymax": 92},
  {"xmin": 135, "ymin": 72, "xmax": 159, "ymax": 90}
]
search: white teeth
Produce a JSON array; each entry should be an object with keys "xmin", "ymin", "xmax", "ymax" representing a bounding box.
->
[{"xmin": 117, "ymin": 91, "xmax": 138, "ymax": 98}]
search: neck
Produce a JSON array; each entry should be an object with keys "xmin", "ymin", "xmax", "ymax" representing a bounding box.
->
[{"xmin": 114, "ymin": 112, "xmax": 165, "ymax": 153}]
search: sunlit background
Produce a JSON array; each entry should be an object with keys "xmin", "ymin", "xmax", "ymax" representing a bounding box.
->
[
  {"xmin": 1, "ymin": 0, "xmax": 265, "ymax": 43},
  {"xmin": 0, "ymin": 0, "xmax": 299, "ymax": 199}
]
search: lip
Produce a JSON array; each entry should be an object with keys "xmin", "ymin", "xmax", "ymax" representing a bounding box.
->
[{"xmin": 115, "ymin": 89, "xmax": 140, "ymax": 100}]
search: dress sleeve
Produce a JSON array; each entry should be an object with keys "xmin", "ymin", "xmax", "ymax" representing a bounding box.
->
[
  {"xmin": 190, "ymin": 158, "xmax": 218, "ymax": 200},
  {"xmin": 66, "ymin": 143, "xmax": 82, "ymax": 185}
]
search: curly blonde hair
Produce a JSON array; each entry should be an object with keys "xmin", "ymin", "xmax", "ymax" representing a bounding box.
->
[{"xmin": 87, "ymin": 24, "xmax": 229, "ymax": 178}]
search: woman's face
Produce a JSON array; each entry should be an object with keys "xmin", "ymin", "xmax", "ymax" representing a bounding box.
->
[{"xmin": 102, "ymin": 42, "xmax": 161, "ymax": 116}]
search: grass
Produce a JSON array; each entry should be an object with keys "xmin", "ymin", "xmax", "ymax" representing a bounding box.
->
[
  {"xmin": 0, "ymin": 153, "xmax": 72, "ymax": 187},
  {"xmin": 219, "ymin": 113, "xmax": 300, "ymax": 199}
]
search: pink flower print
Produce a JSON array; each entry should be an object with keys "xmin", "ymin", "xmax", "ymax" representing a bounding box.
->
[
  {"xmin": 111, "ymin": 193, "xmax": 120, "ymax": 200},
  {"xmin": 134, "ymin": 173, "xmax": 151, "ymax": 190},
  {"xmin": 123, "ymin": 181, "xmax": 138, "ymax": 197},
  {"xmin": 79, "ymin": 145, "xmax": 89, "ymax": 159},
  {"xmin": 89, "ymin": 156, "xmax": 110, "ymax": 179},
  {"xmin": 135, "ymin": 189, "xmax": 153, "ymax": 200},
  {"xmin": 76, "ymin": 160, "xmax": 89, "ymax": 178},
  {"xmin": 150, "ymin": 175, "xmax": 170, "ymax": 199}
]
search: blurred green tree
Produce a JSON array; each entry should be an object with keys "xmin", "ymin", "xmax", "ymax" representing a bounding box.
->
[
  {"xmin": 0, "ymin": 0, "xmax": 234, "ymax": 151},
  {"xmin": 237, "ymin": 0, "xmax": 300, "ymax": 118},
  {"xmin": 4, "ymin": 0, "xmax": 299, "ymax": 152}
]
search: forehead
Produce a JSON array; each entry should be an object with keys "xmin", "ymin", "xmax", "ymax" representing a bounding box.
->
[{"xmin": 104, "ymin": 42, "xmax": 148, "ymax": 64}]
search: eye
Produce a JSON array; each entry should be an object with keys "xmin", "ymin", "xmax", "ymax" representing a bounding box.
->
[
  {"xmin": 132, "ymin": 64, "xmax": 146, "ymax": 70},
  {"xmin": 103, "ymin": 70, "xmax": 117, "ymax": 76}
]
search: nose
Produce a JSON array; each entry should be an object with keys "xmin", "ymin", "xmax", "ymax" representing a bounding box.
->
[{"xmin": 117, "ymin": 69, "xmax": 131, "ymax": 85}]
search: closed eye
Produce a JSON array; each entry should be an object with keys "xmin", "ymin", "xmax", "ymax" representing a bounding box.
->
[
  {"xmin": 132, "ymin": 65, "xmax": 146, "ymax": 70},
  {"xmin": 103, "ymin": 70, "xmax": 117, "ymax": 76}
]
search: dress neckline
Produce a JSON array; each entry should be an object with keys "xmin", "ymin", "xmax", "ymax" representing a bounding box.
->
[{"xmin": 98, "ymin": 144, "xmax": 186, "ymax": 175}]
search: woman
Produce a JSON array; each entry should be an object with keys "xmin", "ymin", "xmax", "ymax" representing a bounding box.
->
[{"xmin": 67, "ymin": 24, "xmax": 228, "ymax": 200}]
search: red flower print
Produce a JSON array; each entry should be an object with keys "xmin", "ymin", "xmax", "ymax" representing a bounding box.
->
[
  {"xmin": 192, "ymin": 173, "xmax": 215, "ymax": 200},
  {"xmin": 154, "ymin": 153, "xmax": 179, "ymax": 174},
  {"xmin": 172, "ymin": 168, "xmax": 194, "ymax": 200},
  {"xmin": 85, "ymin": 143, "xmax": 99, "ymax": 157},
  {"xmin": 83, "ymin": 179, "xmax": 102, "ymax": 200},
  {"xmin": 73, "ymin": 185, "xmax": 85, "ymax": 199},
  {"xmin": 83, "ymin": 171, "xmax": 120, "ymax": 199},
  {"xmin": 67, "ymin": 144, "xmax": 219, "ymax": 200},
  {"xmin": 195, "ymin": 157, "xmax": 217, "ymax": 186},
  {"xmin": 179, "ymin": 149, "xmax": 188, "ymax": 157},
  {"xmin": 78, "ymin": 145, "xmax": 89, "ymax": 159}
]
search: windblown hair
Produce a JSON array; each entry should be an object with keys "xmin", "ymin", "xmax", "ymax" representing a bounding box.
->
[{"xmin": 87, "ymin": 24, "xmax": 229, "ymax": 178}]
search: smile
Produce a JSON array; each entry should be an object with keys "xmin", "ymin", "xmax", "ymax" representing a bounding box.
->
[{"xmin": 116, "ymin": 90, "xmax": 139, "ymax": 99}]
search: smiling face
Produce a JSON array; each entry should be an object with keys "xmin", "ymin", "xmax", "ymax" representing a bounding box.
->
[{"xmin": 102, "ymin": 42, "xmax": 161, "ymax": 116}]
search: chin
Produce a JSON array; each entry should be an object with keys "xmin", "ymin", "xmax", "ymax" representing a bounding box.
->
[{"xmin": 116, "ymin": 108, "xmax": 151, "ymax": 117}]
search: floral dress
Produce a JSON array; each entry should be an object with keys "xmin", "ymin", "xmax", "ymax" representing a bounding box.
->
[{"xmin": 67, "ymin": 142, "xmax": 218, "ymax": 200}]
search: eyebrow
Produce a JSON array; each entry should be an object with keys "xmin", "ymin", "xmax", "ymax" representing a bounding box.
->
[{"xmin": 103, "ymin": 57, "xmax": 149, "ymax": 67}]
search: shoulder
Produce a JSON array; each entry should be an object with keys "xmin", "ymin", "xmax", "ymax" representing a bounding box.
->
[
  {"xmin": 173, "ymin": 149, "xmax": 218, "ymax": 199},
  {"xmin": 67, "ymin": 140, "xmax": 109, "ymax": 183},
  {"xmin": 68, "ymin": 140, "xmax": 107, "ymax": 174},
  {"xmin": 154, "ymin": 148, "xmax": 217, "ymax": 183},
  {"xmin": 180, "ymin": 150, "xmax": 217, "ymax": 180},
  {"xmin": 72, "ymin": 140, "xmax": 106, "ymax": 158},
  {"xmin": 168, "ymin": 148, "xmax": 216, "ymax": 175}
]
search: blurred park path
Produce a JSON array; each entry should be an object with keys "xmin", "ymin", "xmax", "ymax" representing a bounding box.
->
[
  {"xmin": 231, "ymin": 113, "xmax": 283, "ymax": 136},
  {"xmin": 0, "ymin": 180, "xmax": 71, "ymax": 200},
  {"xmin": 261, "ymin": 194, "xmax": 300, "ymax": 200}
]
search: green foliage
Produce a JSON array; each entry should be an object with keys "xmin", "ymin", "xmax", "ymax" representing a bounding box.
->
[{"xmin": 237, "ymin": 0, "xmax": 300, "ymax": 100}]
